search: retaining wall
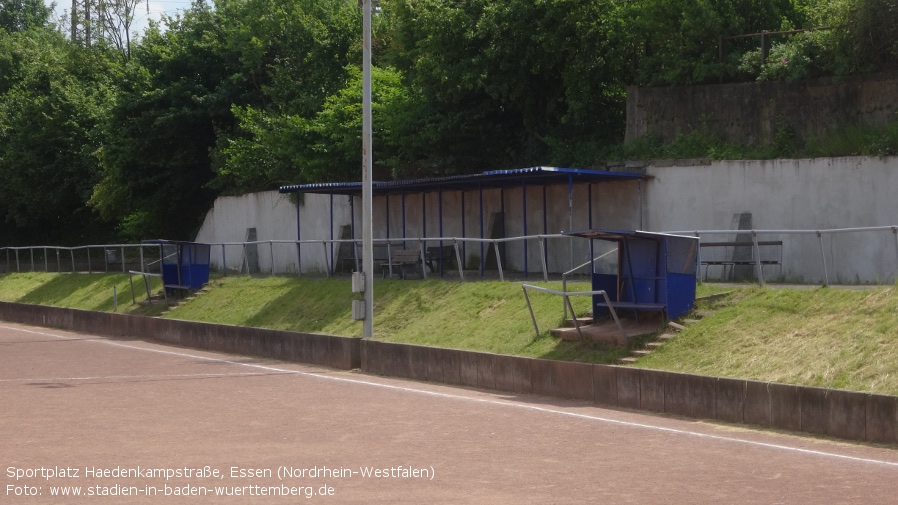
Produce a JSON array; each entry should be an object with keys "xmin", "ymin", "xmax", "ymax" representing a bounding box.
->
[
  {"xmin": 0, "ymin": 302, "xmax": 360, "ymax": 371},
  {"xmin": 2, "ymin": 302, "xmax": 894, "ymax": 445}
]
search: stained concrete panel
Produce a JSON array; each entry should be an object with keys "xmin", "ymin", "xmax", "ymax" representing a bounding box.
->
[
  {"xmin": 475, "ymin": 352, "xmax": 496, "ymax": 391},
  {"xmin": 593, "ymin": 366, "xmax": 618, "ymax": 406},
  {"xmin": 715, "ymin": 377, "xmax": 745, "ymax": 424},
  {"xmin": 493, "ymin": 355, "xmax": 532, "ymax": 395},
  {"xmin": 639, "ymin": 370, "xmax": 666, "ymax": 413},
  {"xmin": 568, "ymin": 362, "xmax": 595, "ymax": 402},
  {"xmin": 359, "ymin": 340, "xmax": 380, "ymax": 374},
  {"xmin": 744, "ymin": 381, "xmax": 771, "ymax": 427},
  {"xmin": 664, "ymin": 372, "xmax": 716, "ymax": 418},
  {"xmin": 769, "ymin": 383, "xmax": 801, "ymax": 433},
  {"xmin": 530, "ymin": 359, "xmax": 562, "ymax": 398},
  {"xmin": 423, "ymin": 346, "xmax": 444, "ymax": 383},
  {"xmin": 616, "ymin": 367, "xmax": 641, "ymax": 409},
  {"xmin": 439, "ymin": 348, "xmax": 463, "ymax": 386},
  {"xmin": 406, "ymin": 345, "xmax": 430, "ymax": 382},
  {"xmin": 799, "ymin": 387, "xmax": 827, "ymax": 435},
  {"xmin": 459, "ymin": 351, "xmax": 480, "ymax": 388},
  {"xmin": 827, "ymin": 389, "xmax": 867, "ymax": 441},
  {"xmin": 866, "ymin": 394, "xmax": 898, "ymax": 445}
]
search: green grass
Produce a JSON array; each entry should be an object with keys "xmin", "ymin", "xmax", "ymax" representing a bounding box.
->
[
  {"xmin": 0, "ymin": 272, "xmax": 165, "ymax": 315},
  {"xmin": 4, "ymin": 272, "xmax": 898, "ymax": 394},
  {"xmin": 163, "ymin": 275, "xmax": 635, "ymax": 363},
  {"xmin": 637, "ymin": 286, "xmax": 898, "ymax": 395}
]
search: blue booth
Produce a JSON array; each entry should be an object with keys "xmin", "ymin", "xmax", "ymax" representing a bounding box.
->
[
  {"xmin": 145, "ymin": 240, "xmax": 211, "ymax": 294},
  {"xmin": 565, "ymin": 230, "xmax": 699, "ymax": 321}
]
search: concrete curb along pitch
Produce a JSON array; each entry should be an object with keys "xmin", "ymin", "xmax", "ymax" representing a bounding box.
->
[{"xmin": 0, "ymin": 302, "xmax": 894, "ymax": 445}]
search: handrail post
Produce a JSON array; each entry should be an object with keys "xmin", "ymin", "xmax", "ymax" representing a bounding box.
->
[
  {"xmin": 694, "ymin": 232, "xmax": 702, "ymax": 283},
  {"xmin": 453, "ymin": 240, "xmax": 464, "ymax": 281},
  {"xmin": 539, "ymin": 235, "xmax": 548, "ymax": 282},
  {"xmin": 120, "ymin": 245, "xmax": 125, "ymax": 273},
  {"xmin": 892, "ymin": 227, "xmax": 898, "ymax": 283},
  {"xmin": 562, "ymin": 275, "xmax": 569, "ymax": 321},
  {"xmin": 817, "ymin": 230, "xmax": 829, "ymax": 286},
  {"xmin": 522, "ymin": 285, "xmax": 540, "ymax": 337},
  {"xmin": 494, "ymin": 241, "xmax": 504, "ymax": 281},
  {"xmin": 419, "ymin": 239, "xmax": 427, "ymax": 279},
  {"xmin": 752, "ymin": 230, "xmax": 764, "ymax": 286},
  {"xmin": 563, "ymin": 294, "xmax": 584, "ymax": 340}
]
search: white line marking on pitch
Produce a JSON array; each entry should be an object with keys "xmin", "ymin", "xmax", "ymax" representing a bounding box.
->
[
  {"xmin": 4, "ymin": 324, "xmax": 898, "ymax": 469},
  {"xmin": 0, "ymin": 371, "xmax": 288, "ymax": 383}
]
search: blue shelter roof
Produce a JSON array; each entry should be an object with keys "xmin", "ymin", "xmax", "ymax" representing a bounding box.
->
[{"xmin": 278, "ymin": 166, "xmax": 643, "ymax": 195}]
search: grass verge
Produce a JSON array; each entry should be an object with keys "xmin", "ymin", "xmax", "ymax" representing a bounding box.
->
[{"xmin": 3, "ymin": 273, "xmax": 898, "ymax": 394}]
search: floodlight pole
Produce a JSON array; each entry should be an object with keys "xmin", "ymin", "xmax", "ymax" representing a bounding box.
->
[{"xmin": 361, "ymin": 0, "xmax": 374, "ymax": 338}]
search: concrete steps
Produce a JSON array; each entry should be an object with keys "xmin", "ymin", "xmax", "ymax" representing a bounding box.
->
[
  {"xmin": 159, "ymin": 286, "xmax": 210, "ymax": 316},
  {"xmin": 616, "ymin": 316, "xmax": 702, "ymax": 365}
]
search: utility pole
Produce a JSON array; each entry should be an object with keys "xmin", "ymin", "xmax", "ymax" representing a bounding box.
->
[{"xmin": 361, "ymin": 0, "xmax": 374, "ymax": 338}]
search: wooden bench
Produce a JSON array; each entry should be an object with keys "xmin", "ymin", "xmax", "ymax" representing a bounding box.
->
[
  {"xmin": 339, "ymin": 244, "xmax": 389, "ymax": 273},
  {"xmin": 699, "ymin": 240, "xmax": 783, "ymax": 281},
  {"xmin": 382, "ymin": 249, "xmax": 424, "ymax": 279},
  {"xmin": 425, "ymin": 245, "xmax": 457, "ymax": 273}
]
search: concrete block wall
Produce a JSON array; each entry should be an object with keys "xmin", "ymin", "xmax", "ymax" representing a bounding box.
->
[
  {"xmin": 361, "ymin": 340, "xmax": 898, "ymax": 445},
  {"xmin": 0, "ymin": 302, "xmax": 359, "ymax": 370},
  {"xmin": 1, "ymin": 302, "xmax": 894, "ymax": 445}
]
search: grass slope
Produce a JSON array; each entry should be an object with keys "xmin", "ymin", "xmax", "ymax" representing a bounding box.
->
[
  {"xmin": 3, "ymin": 273, "xmax": 898, "ymax": 394},
  {"xmin": 637, "ymin": 286, "xmax": 898, "ymax": 395},
  {"xmin": 163, "ymin": 276, "xmax": 633, "ymax": 363},
  {"xmin": 0, "ymin": 272, "xmax": 163, "ymax": 315}
]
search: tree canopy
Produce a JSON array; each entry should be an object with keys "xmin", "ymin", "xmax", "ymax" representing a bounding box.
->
[{"xmin": 0, "ymin": 0, "xmax": 894, "ymax": 244}]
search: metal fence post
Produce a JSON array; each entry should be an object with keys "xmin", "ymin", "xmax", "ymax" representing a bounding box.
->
[
  {"xmin": 752, "ymin": 230, "xmax": 764, "ymax": 286},
  {"xmin": 817, "ymin": 230, "xmax": 829, "ymax": 286},
  {"xmin": 493, "ymin": 241, "xmax": 504, "ymax": 281},
  {"xmin": 893, "ymin": 227, "xmax": 898, "ymax": 283}
]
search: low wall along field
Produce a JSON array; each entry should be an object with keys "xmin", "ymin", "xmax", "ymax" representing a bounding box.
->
[{"xmin": 1, "ymin": 302, "xmax": 894, "ymax": 446}]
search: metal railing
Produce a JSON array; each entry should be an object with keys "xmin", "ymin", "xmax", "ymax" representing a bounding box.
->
[
  {"xmin": 1, "ymin": 244, "xmax": 162, "ymax": 275},
  {"xmin": 6, "ymin": 225, "xmax": 898, "ymax": 285},
  {"xmin": 521, "ymin": 284, "xmax": 625, "ymax": 343},
  {"xmin": 670, "ymin": 225, "xmax": 898, "ymax": 287}
]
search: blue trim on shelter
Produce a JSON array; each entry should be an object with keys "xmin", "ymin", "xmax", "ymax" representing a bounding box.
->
[{"xmin": 278, "ymin": 166, "xmax": 643, "ymax": 195}]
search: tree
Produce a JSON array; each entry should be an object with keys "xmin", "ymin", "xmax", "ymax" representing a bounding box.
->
[
  {"xmin": 622, "ymin": 0, "xmax": 803, "ymax": 86},
  {"xmin": 380, "ymin": 0, "xmax": 632, "ymax": 170},
  {"xmin": 0, "ymin": 0, "xmax": 51, "ymax": 33},
  {"xmin": 0, "ymin": 28, "xmax": 117, "ymax": 245},
  {"xmin": 91, "ymin": 4, "xmax": 236, "ymax": 240},
  {"xmin": 95, "ymin": 0, "xmax": 144, "ymax": 60},
  {"xmin": 209, "ymin": 0, "xmax": 365, "ymax": 192}
]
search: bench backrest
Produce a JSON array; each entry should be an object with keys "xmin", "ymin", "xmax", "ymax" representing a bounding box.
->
[
  {"xmin": 391, "ymin": 249, "xmax": 421, "ymax": 263},
  {"xmin": 350, "ymin": 243, "xmax": 391, "ymax": 261}
]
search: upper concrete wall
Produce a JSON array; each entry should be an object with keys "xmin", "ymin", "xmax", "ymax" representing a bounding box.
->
[
  {"xmin": 194, "ymin": 156, "xmax": 898, "ymax": 282},
  {"xmin": 195, "ymin": 182, "xmax": 641, "ymax": 276},
  {"xmin": 626, "ymin": 73, "xmax": 898, "ymax": 145},
  {"xmin": 643, "ymin": 156, "xmax": 898, "ymax": 283},
  {"xmin": 195, "ymin": 192, "xmax": 352, "ymax": 274}
]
